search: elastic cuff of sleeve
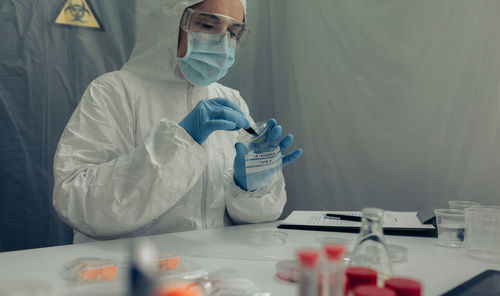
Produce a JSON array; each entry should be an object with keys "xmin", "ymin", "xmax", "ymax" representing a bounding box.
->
[
  {"xmin": 223, "ymin": 168, "xmax": 278, "ymax": 199},
  {"xmin": 224, "ymin": 169, "xmax": 286, "ymax": 224}
]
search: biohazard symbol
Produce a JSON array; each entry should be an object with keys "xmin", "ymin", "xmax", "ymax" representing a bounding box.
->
[
  {"xmin": 65, "ymin": 1, "xmax": 90, "ymax": 23},
  {"xmin": 54, "ymin": 0, "xmax": 104, "ymax": 30}
]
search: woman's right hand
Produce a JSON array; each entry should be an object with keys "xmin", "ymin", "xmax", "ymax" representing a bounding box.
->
[{"xmin": 179, "ymin": 98, "xmax": 250, "ymax": 145}]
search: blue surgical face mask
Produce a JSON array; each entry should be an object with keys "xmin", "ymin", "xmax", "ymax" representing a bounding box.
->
[{"xmin": 178, "ymin": 31, "xmax": 236, "ymax": 86}]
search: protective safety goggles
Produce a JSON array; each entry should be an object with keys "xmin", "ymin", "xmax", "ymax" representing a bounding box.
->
[{"xmin": 180, "ymin": 8, "xmax": 248, "ymax": 46}]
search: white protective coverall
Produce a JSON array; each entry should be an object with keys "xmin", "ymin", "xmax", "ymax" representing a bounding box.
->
[{"xmin": 52, "ymin": 0, "xmax": 287, "ymax": 243}]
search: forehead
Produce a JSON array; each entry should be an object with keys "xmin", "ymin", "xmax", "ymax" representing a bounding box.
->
[{"xmin": 192, "ymin": 0, "xmax": 244, "ymax": 22}]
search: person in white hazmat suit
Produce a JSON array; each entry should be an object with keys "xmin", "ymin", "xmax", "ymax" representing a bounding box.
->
[{"xmin": 52, "ymin": 0, "xmax": 303, "ymax": 243}]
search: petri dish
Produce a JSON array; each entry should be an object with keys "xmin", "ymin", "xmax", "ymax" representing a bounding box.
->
[
  {"xmin": 275, "ymin": 259, "xmax": 300, "ymax": 283},
  {"xmin": 344, "ymin": 244, "xmax": 407, "ymax": 264},
  {"xmin": 250, "ymin": 229, "xmax": 288, "ymax": 246},
  {"xmin": 313, "ymin": 234, "xmax": 353, "ymax": 246}
]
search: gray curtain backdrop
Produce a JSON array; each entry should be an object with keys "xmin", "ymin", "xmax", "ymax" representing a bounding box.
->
[
  {"xmin": 0, "ymin": 0, "xmax": 135, "ymax": 251},
  {"xmin": 2, "ymin": 0, "xmax": 500, "ymax": 251},
  {"xmin": 222, "ymin": 0, "xmax": 500, "ymax": 217}
]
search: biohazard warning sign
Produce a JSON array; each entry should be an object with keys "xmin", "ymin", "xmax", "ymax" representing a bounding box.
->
[{"xmin": 54, "ymin": 0, "xmax": 104, "ymax": 30}]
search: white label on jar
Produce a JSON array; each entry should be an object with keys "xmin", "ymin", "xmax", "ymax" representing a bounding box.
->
[{"xmin": 245, "ymin": 146, "xmax": 282, "ymax": 174}]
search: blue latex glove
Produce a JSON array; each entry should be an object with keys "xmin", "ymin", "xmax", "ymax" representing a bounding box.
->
[
  {"xmin": 234, "ymin": 118, "xmax": 303, "ymax": 191},
  {"xmin": 179, "ymin": 98, "xmax": 250, "ymax": 145}
]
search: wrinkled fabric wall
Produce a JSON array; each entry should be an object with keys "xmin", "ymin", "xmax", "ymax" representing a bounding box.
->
[
  {"xmin": 0, "ymin": 0, "xmax": 135, "ymax": 251},
  {"xmin": 223, "ymin": 0, "xmax": 500, "ymax": 216},
  {"xmin": 3, "ymin": 0, "xmax": 500, "ymax": 251}
]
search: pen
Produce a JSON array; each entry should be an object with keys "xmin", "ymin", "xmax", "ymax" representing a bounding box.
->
[
  {"xmin": 244, "ymin": 127, "xmax": 258, "ymax": 137},
  {"xmin": 325, "ymin": 213, "xmax": 362, "ymax": 222}
]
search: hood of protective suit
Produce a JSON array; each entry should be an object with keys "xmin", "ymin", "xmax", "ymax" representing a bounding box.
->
[{"xmin": 122, "ymin": 0, "xmax": 246, "ymax": 83}]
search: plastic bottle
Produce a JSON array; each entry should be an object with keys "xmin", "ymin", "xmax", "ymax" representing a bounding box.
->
[
  {"xmin": 350, "ymin": 208, "xmax": 393, "ymax": 283},
  {"xmin": 384, "ymin": 277, "xmax": 422, "ymax": 296},
  {"xmin": 323, "ymin": 244, "xmax": 345, "ymax": 296},
  {"xmin": 297, "ymin": 249, "xmax": 320, "ymax": 296},
  {"xmin": 345, "ymin": 266, "xmax": 377, "ymax": 296}
]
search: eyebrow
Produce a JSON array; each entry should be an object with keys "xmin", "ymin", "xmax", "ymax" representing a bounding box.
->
[{"xmin": 199, "ymin": 13, "xmax": 221, "ymax": 21}]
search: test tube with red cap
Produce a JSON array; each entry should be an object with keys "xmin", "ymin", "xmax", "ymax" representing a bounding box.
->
[
  {"xmin": 323, "ymin": 244, "xmax": 345, "ymax": 296},
  {"xmin": 345, "ymin": 266, "xmax": 377, "ymax": 296},
  {"xmin": 384, "ymin": 277, "xmax": 422, "ymax": 296},
  {"xmin": 297, "ymin": 249, "xmax": 320, "ymax": 296},
  {"xmin": 353, "ymin": 285, "xmax": 396, "ymax": 296}
]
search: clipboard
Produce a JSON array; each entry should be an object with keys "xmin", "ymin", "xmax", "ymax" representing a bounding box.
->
[{"xmin": 277, "ymin": 211, "xmax": 437, "ymax": 237}]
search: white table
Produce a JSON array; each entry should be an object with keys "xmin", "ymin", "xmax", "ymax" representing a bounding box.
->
[{"xmin": 0, "ymin": 222, "xmax": 498, "ymax": 295}]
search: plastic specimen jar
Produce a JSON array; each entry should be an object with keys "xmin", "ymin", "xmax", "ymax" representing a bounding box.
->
[
  {"xmin": 238, "ymin": 121, "xmax": 282, "ymax": 191},
  {"xmin": 465, "ymin": 206, "xmax": 500, "ymax": 262},
  {"xmin": 296, "ymin": 249, "xmax": 320, "ymax": 296},
  {"xmin": 434, "ymin": 209, "xmax": 465, "ymax": 247},
  {"xmin": 323, "ymin": 244, "xmax": 345, "ymax": 296}
]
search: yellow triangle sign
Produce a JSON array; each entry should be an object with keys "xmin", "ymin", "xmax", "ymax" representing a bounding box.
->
[{"xmin": 55, "ymin": 0, "xmax": 103, "ymax": 30}]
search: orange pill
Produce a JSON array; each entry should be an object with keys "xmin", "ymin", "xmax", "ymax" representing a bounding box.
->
[
  {"xmin": 155, "ymin": 281, "xmax": 203, "ymax": 296},
  {"xmin": 80, "ymin": 268, "xmax": 98, "ymax": 281},
  {"xmin": 100, "ymin": 265, "xmax": 117, "ymax": 280},
  {"xmin": 158, "ymin": 256, "xmax": 180, "ymax": 270}
]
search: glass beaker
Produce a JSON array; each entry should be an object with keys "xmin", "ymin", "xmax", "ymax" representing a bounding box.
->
[
  {"xmin": 465, "ymin": 206, "xmax": 500, "ymax": 262},
  {"xmin": 434, "ymin": 209, "xmax": 465, "ymax": 247},
  {"xmin": 350, "ymin": 208, "xmax": 393, "ymax": 282}
]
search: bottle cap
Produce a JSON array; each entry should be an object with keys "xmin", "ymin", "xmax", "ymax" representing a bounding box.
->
[
  {"xmin": 296, "ymin": 250, "xmax": 320, "ymax": 268},
  {"xmin": 385, "ymin": 277, "xmax": 422, "ymax": 296},
  {"xmin": 354, "ymin": 285, "xmax": 396, "ymax": 296},
  {"xmin": 324, "ymin": 244, "xmax": 345, "ymax": 261},
  {"xmin": 346, "ymin": 266, "xmax": 377, "ymax": 290}
]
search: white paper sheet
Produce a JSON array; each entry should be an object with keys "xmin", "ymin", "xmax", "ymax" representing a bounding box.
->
[{"xmin": 281, "ymin": 211, "xmax": 435, "ymax": 230}]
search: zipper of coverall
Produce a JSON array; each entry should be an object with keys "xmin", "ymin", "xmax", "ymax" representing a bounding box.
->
[
  {"xmin": 201, "ymin": 167, "xmax": 208, "ymax": 229},
  {"xmin": 187, "ymin": 83, "xmax": 208, "ymax": 230}
]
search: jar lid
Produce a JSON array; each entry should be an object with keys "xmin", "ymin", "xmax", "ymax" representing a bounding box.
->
[
  {"xmin": 354, "ymin": 285, "xmax": 396, "ymax": 296},
  {"xmin": 324, "ymin": 244, "xmax": 345, "ymax": 261},
  {"xmin": 346, "ymin": 266, "xmax": 378, "ymax": 288},
  {"xmin": 385, "ymin": 277, "xmax": 422, "ymax": 296},
  {"xmin": 297, "ymin": 250, "xmax": 320, "ymax": 268}
]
